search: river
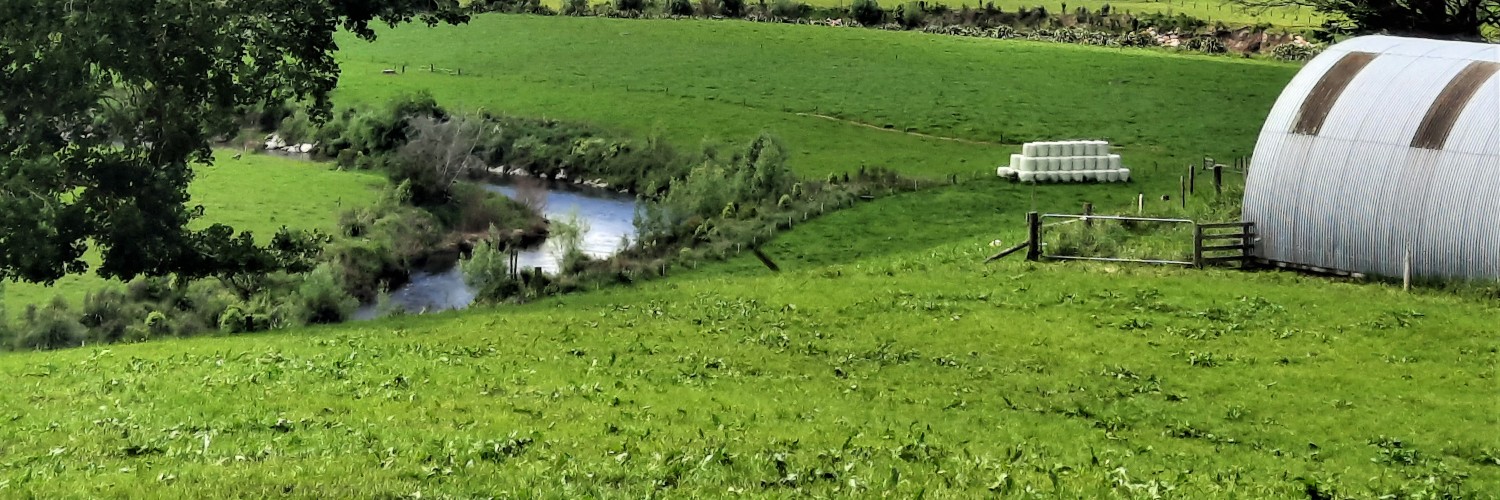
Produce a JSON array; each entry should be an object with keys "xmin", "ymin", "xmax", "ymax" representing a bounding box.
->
[{"xmin": 352, "ymin": 179, "xmax": 639, "ymax": 319}]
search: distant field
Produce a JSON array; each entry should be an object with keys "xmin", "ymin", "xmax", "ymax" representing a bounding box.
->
[
  {"xmin": 334, "ymin": 15, "xmax": 1297, "ymax": 181},
  {"xmin": 801, "ymin": 0, "xmax": 1323, "ymax": 27},
  {"xmin": 4, "ymin": 152, "xmax": 386, "ymax": 316},
  {"xmin": 518, "ymin": 0, "xmax": 1324, "ymax": 28}
]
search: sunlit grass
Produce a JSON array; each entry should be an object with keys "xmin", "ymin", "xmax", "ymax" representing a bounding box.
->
[
  {"xmin": 3, "ymin": 151, "xmax": 385, "ymax": 316},
  {"xmin": 0, "ymin": 180, "xmax": 1493, "ymax": 496}
]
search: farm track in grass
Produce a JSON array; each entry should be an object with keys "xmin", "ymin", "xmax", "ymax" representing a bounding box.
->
[
  {"xmin": 795, "ymin": 112, "xmax": 996, "ymax": 145},
  {"xmin": 3, "ymin": 152, "xmax": 387, "ymax": 317},
  {"xmin": 333, "ymin": 15, "xmax": 1296, "ymax": 181},
  {"xmin": 0, "ymin": 180, "xmax": 1494, "ymax": 496}
]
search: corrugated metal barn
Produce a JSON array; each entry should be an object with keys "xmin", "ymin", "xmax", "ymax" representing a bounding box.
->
[{"xmin": 1243, "ymin": 35, "xmax": 1500, "ymax": 280}]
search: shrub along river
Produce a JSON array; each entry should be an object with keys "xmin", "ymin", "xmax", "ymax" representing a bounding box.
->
[{"xmin": 353, "ymin": 179, "xmax": 638, "ymax": 319}]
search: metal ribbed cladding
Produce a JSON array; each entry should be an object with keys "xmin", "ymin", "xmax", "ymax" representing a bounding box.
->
[{"xmin": 1244, "ymin": 35, "xmax": 1500, "ymax": 280}]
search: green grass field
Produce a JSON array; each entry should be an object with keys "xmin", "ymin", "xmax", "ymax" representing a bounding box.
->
[
  {"xmin": 2, "ymin": 15, "xmax": 1495, "ymax": 497},
  {"xmin": 333, "ymin": 16, "xmax": 1296, "ymax": 180},
  {"xmin": 3, "ymin": 152, "xmax": 386, "ymax": 317},
  {"xmin": 0, "ymin": 180, "xmax": 1493, "ymax": 496}
]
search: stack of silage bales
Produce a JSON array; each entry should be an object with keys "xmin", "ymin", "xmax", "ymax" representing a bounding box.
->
[{"xmin": 996, "ymin": 140, "xmax": 1131, "ymax": 183}]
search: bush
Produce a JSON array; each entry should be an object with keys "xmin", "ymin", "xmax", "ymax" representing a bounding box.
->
[
  {"xmin": 562, "ymin": 0, "xmax": 590, "ymax": 15},
  {"xmin": 290, "ymin": 265, "xmax": 360, "ymax": 325},
  {"xmin": 1271, "ymin": 42, "xmax": 1320, "ymax": 62},
  {"xmin": 325, "ymin": 239, "xmax": 402, "ymax": 302},
  {"xmin": 666, "ymin": 0, "xmax": 694, "ymax": 15},
  {"xmin": 445, "ymin": 182, "xmax": 538, "ymax": 234},
  {"xmin": 391, "ymin": 114, "xmax": 485, "ymax": 206},
  {"xmin": 219, "ymin": 305, "xmax": 249, "ymax": 334},
  {"xmin": 850, "ymin": 0, "xmax": 882, "ymax": 25},
  {"xmin": 176, "ymin": 280, "xmax": 238, "ymax": 336},
  {"xmin": 126, "ymin": 276, "xmax": 177, "ymax": 303},
  {"xmin": 770, "ymin": 0, "xmax": 807, "ymax": 18},
  {"xmin": 462, "ymin": 238, "xmax": 522, "ymax": 303},
  {"xmin": 1182, "ymin": 35, "xmax": 1227, "ymax": 54},
  {"xmin": 897, "ymin": 2, "xmax": 926, "ymax": 28},
  {"xmin": 719, "ymin": 0, "xmax": 745, "ymax": 16},
  {"xmin": 80, "ymin": 285, "xmax": 146, "ymax": 345},
  {"xmin": 478, "ymin": 0, "xmax": 553, "ymax": 14},
  {"xmin": 548, "ymin": 211, "xmax": 593, "ymax": 274},
  {"xmin": 696, "ymin": 0, "xmax": 719, "ymax": 16},
  {"xmin": 14, "ymin": 298, "xmax": 84, "ymax": 350},
  {"xmin": 143, "ymin": 311, "xmax": 172, "ymax": 337},
  {"xmin": 615, "ymin": 0, "xmax": 645, "ymax": 12}
]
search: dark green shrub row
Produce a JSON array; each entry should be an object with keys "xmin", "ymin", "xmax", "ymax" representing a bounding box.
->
[
  {"xmin": 503, "ymin": 0, "xmax": 1313, "ymax": 57},
  {"xmin": 0, "ymin": 270, "xmax": 359, "ymax": 352}
]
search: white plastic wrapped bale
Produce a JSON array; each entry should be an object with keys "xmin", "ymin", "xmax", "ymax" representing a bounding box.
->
[
  {"xmin": 1022, "ymin": 143, "xmax": 1038, "ymax": 157},
  {"xmin": 1018, "ymin": 171, "xmax": 1035, "ymax": 182},
  {"xmin": 1020, "ymin": 157, "xmax": 1038, "ymax": 172},
  {"xmin": 1103, "ymin": 170, "xmax": 1119, "ymax": 182},
  {"xmin": 1048, "ymin": 142, "xmax": 1066, "ymax": 157},
  {"xmin": 997, "ymin": 167, "xmax": 1015, "ymax": 178},
  {"xmin": 1119, "ymin": 168, "xmax": 1130, "ymax": 182},
  {"xmin": 1010, "ymin": 154, "xmax": 1023, "ymax": 169},
  {"xmin": 1108, "ymin": 154, "xmax": 1123, "ymax": 170},
  {"xmin": 1095, "ymin": 141, "xmax": 1110, "ymax": 156}
]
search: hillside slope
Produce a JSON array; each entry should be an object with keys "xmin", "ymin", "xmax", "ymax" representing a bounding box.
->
[{"xmin": 0, "ymin": 181, "xmax": 1494, "ymax": 497}]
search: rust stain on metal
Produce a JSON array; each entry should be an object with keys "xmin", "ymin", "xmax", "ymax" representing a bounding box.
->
[
  {"xmin": 1411, "ymin": 61, "xmax": 1500, "ymax": 150},
  {"xmin": 1292, "ymin": 51, "xmax": 1378, "ymax": 136}
]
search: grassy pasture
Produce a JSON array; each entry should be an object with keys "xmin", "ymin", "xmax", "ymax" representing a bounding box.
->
[
  {"xmin": 2, "ymin": 15, "xmax": 1494, "ymax": 497},
  {"xmin": 3, "ymin": 152, "xmax": 386, "ymax": 316},
  {"xmin": 0, "ymin": 180, "xmax": 1494, "ymax": 497},
  {"xmin": 333, "ymin": 15, "xmax": 1296, "ymax": 181}
]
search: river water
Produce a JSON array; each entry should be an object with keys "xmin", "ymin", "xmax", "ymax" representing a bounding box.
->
[{"xmin": 352, "ymin": 180, "xmax": 638, "ymax": 318}]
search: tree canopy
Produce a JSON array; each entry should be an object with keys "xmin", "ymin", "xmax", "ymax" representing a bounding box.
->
[
  {"xmin": 0, "ymin": 0, "xmax": 467, "ymax": 284},
  {"xmin": 1233, "ymin": 0, "xmax": 1498, "ymax": 39}
]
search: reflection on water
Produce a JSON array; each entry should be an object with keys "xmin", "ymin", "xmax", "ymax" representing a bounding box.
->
[
  {"xmin": 353, "ymin": 180, "xmax": 638, "ymax": 319},
  {"xmin": 482, "ymin": 183, "xmax": 638, "ymax": 272}
]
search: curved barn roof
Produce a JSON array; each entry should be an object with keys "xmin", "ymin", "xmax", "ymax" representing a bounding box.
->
[{"xmin": 1243, "ymin": 35, "xmax": 1500, "ymax": 280}]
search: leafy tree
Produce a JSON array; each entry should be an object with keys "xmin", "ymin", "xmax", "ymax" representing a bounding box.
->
[
  {"xmin": 850, "ymin": 0, "xmax": 885, "ymax": 25},
  {"xmin": 0, "ymin": 0, "xmax": 468, "ymax": 284},
  {"xmin": 462, "ymin": 235, "xmax": 520, "ymax": 303},
  {"xmin": 667, "ymin": 0, "xmax": 697, "ymax": 15},
  {"xmin": 1230, "ymin": 0, "xmax": 1497, "ymax": 39},
  {"xmin": 391, "ymin": 114, "xmax": 485, "ymax": 206},
  {"xmin": 720, "ymin": 0, "xmax": 748, "ymax": 16}
]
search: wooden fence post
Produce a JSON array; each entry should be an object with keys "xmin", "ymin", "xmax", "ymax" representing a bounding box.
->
[
  {"xmin": 1213, "ymin": 165, "xmax": 1223, "ymax": 195},
  {"xmin": 1083, "ymin": 203, "xmax": 1093, "ymax": 228},
  {"xmin": 1179, "ymin": 176, "xmax": 1186, "ymax": 209},
  {"xmin": 1188, "ymin": 164, "xmax": 1197, "ymax": 196},
  {"xmin": 1025, "ymin": 211, "xmax": 1041, "ymax": 261},
  {"xmin": 1193, "ymin": 224, "xmax": 1205, "ymax": 269},
  {"xmin": 1137, "ymin": 194, "xmax": 1144, "ymax": 215}
]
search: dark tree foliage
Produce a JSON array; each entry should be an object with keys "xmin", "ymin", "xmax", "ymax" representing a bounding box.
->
[
  {"xmin": 0, "ymin": 0, "xmax": 467, "ymax": 284},
  {"xmin": 1231, "ymin": 0, "xmax": 1497, "ymax": 39}
]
